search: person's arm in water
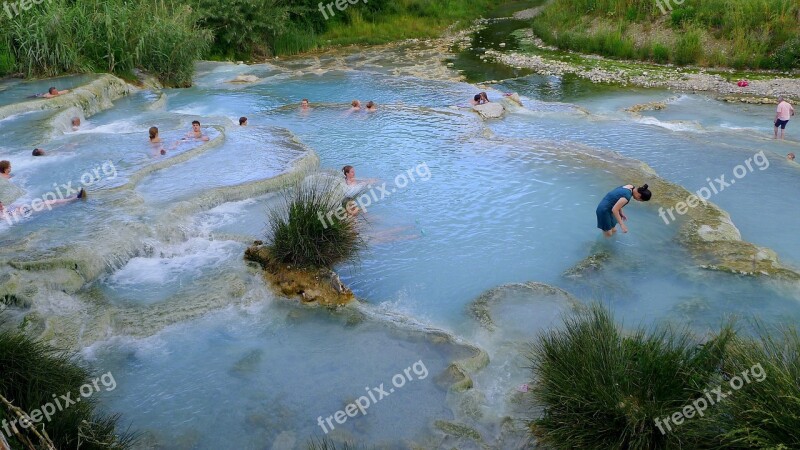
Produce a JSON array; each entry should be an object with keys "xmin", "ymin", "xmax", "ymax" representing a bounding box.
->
[{"xmin": 612, "ymin": 197, "xmax": 630, "ymax": 233}]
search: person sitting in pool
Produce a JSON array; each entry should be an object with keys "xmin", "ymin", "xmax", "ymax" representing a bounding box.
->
[
  {"xmin": 596, "ymin": 184, "xmax": 651, "ymax": 237},
  {"xmin": 184, "ymin": 120, "xmax": 210, "ymax": 142},
  {"xmin": 149, "ymin": 126, "xmax": 170, "ymax": 155},
  {"xmin": 350, "ymin": 100, "xmax": 362, "ymax": 111},
  {"xmin": 41, "ymin": 87, "xmax": 70, "ymax": 98},
  {"xmin": 471, "ymin": 92, "xmax": 490, "ymax": 105},
  {"xmin": 366, "ymin": 101, "xmax": 377, "ymax": 112},
  {"xmin": 71, "ymin": 117, "xmax": 81, "ymax": 131},
  {"xmin": 32, "ymin": 148, "xmax": 46, "ymax": 156},
  {"xmin": 301, "ymin": 98, "xmax": 311, "ymax": 111},
  {"xmin": 239, "ymin": 117, "xmax": 248, "ymax": 126},
  {"xmin": 788, "ymin": 153, "xmax": 796, "ymax": 162}
]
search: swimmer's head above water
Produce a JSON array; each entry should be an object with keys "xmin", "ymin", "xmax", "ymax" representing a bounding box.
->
[
  {"xmin": 788, "ymin": 152, "xmax": 796, "ymax": 161},
  {"xmin": 149, "ymin": 126, "xmax": 159, "ymax": 140},
  {"xmin": 239, "ymin": 116, "xmax": 248, "ymax": 126},
  {"xmin": 32, "ymin": 148, "xmax": 45, "ymax": 156}
]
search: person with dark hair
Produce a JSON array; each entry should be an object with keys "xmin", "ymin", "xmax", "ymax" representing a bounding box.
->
[
  {"xmin": 596, "ymin": 184, "xmax": 651, "ymax": 237},
  {"xmin": 71, "ymin": 117, "xmax": 81, "ymax": 131},
  {"xmin": 239, "ymin": 117, "xmax": 248, "ymax": 126},
  {"xmin": 471, "ymin": 92, "xmax": 490, "ymax": 105},
  {"xmin": 185, "ymin": 120, "xmax": 210, "ymax": 141},
  {"xmin": 366, "ymin": 101, "xmax": 377, "ymax": 112},
  {"xmin": 32, "ymin": 148, "xmax": 45, "ymax": 156},
  {"xmin": 301, "ymin": 99, "xmax": 311, "ymax": 111},
  {"xmin": 42, "ymin": 87, "xmax": 70, "ymax": 98},
  {"xmin": 788, "ymin": 152, "xmax": 796, "ymax": 162}
]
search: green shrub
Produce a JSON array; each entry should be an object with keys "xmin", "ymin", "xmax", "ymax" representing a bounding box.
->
[
  {"xmin": 268, "ymin": 175, "xmax": 365, "ymax": 269},
  {"xmin": 771, "ymin": 36, "xmax": 800, "ymax": 70},
  {"xmin": 669, "ymin": 6, "xmax": 696, "ymax": 28},
  {"xmin": 673, "ymin": 29, "xmax": 704, "ymax": 65},
  {"xmin": 0, "ymin": 329, "xmax": 136, "ymax": 449},
  {"xmin": 528, "ymin": 304, "xmax": 732, "ymax": 450},
  {"xmin": 652, "ymin": 43, "xmax": 670, "ymax": 64},
  {"xmin": 707, "ymin": 325, "xmax": 800, "ymax": 448},
  {"xmin": 2, "ymin": 0, "xmax": 210, "ymax": 86}
]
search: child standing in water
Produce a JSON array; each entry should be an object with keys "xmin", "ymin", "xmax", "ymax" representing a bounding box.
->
[{"xmin": 596, "ymin": 184, "xmax": 651, "ymax": 237}]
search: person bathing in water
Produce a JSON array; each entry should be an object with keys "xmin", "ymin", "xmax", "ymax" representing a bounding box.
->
[
  {"xmin": 149, "ymin": 126, "xmax": 175, "ymax": 155},
  {"xmin": 36, "ymin": 87, "xmax": 70, "ymax": 98},
  {"xmin": 301, "ymin": 99, "xmax": 311, "ymax": 111},
  {"xmin": 596, "ymin": 184, "xmax": 652, "ymax": 237},
  {"xmin": 239, "ymin": 117, "xmax": 248, "ymax": 126},
  {"xmin": 471, "ymin": 92, "xmax": 490, "ymax": 105},
  {"xmin": 0, "ymin": 189, "xmax": 86, "ymax": 221},
  {"xmin": 184, "ymin": 120, "xmax": 210, "ymax": 141},
  {"xmin": 366, "ymin": 101, "xmax": 377, "ymax": 112}
]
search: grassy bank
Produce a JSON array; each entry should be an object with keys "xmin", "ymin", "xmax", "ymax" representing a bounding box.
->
[
  {"xmin": 528, "ymin": 304, "xmax": 800, "ymax": 449},
  {"xmin": 531, "ymin": 0, "xmax": 800, "ymax": 70},
  {"xmin": 0, "ymin": 326, "xmax": 135, "ymax": 449},
  {"xmin": 0, "ymin": 0, "xmax": 505, "ymax": 86}
]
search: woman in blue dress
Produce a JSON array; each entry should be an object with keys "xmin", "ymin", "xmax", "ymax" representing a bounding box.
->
[{"xmin": 596, "ymin": 184, "xmax": 651, "ymax": 237}]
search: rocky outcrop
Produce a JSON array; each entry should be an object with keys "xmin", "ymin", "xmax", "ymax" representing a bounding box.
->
[
  {"xmin": 472, "ymin": 102, "xmax": 505, "ymax": 119},
  {"xmin": 228, "ymin": 74, "xmax": 259, "ymax": 83},
  {"xmin": 625, "ymin": 101, "xmax": 668, "ymax": 113},
  {"xmin": 0, "ymin": 74, "xmax": 131, "ymax": 121},
  {"xmin": 244, "ymin": 243, "xmax": 354, "ymax": 306}
]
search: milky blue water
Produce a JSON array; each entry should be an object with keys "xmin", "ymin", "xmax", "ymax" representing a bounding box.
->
[{"xmin": 2, "ymin": 57, "xmax": 799, "ymax": 449}]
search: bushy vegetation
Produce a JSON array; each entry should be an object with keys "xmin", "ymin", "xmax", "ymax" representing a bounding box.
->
[
  {"xmin": 710, "ymin": 325, "xmax": 800, "ymax": 448},
  {"xmin": 0, "ymin": 0, "xmax": 211, "ymax": 86},
  {"xmin": 267, "ymin": 175, "xmax": 365, "ymax": 269},
  {"xmin": 527, "ymin": 304, "xmax": 800, "ymax": 449},
  {"xmin": 531, "ymin": 0, "xmax": 800, "ymax": 70},
  {"xmin": 0, "ymin": 328, "xmax": 135, "ymax": 449},
  {"xmin": 0, "ymin": 0, "xmax": 503, "ymax": 85}
]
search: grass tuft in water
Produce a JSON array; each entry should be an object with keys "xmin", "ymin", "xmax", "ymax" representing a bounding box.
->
[
  {"xmin": 527, "ymin": 303, "xmax": 733, "ymax": 449},
  {"xmin": 267, "ymin": 175, "xmax": 365, "ymax": 269}
]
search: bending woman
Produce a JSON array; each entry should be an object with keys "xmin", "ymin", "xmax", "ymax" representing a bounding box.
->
[{"xmin": 596, "ymin": 184, "xmax": 651, "ymax": 237}]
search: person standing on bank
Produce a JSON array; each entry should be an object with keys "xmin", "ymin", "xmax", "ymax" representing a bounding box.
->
[{"xmin": 596, "ymin": 184, "xmax": 652, "ymax": 237}]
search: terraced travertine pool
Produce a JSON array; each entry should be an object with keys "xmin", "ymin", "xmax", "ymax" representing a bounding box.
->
[{"xmin": 1, "ymin": 51, "xmax": 799, "ymax": 449}]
